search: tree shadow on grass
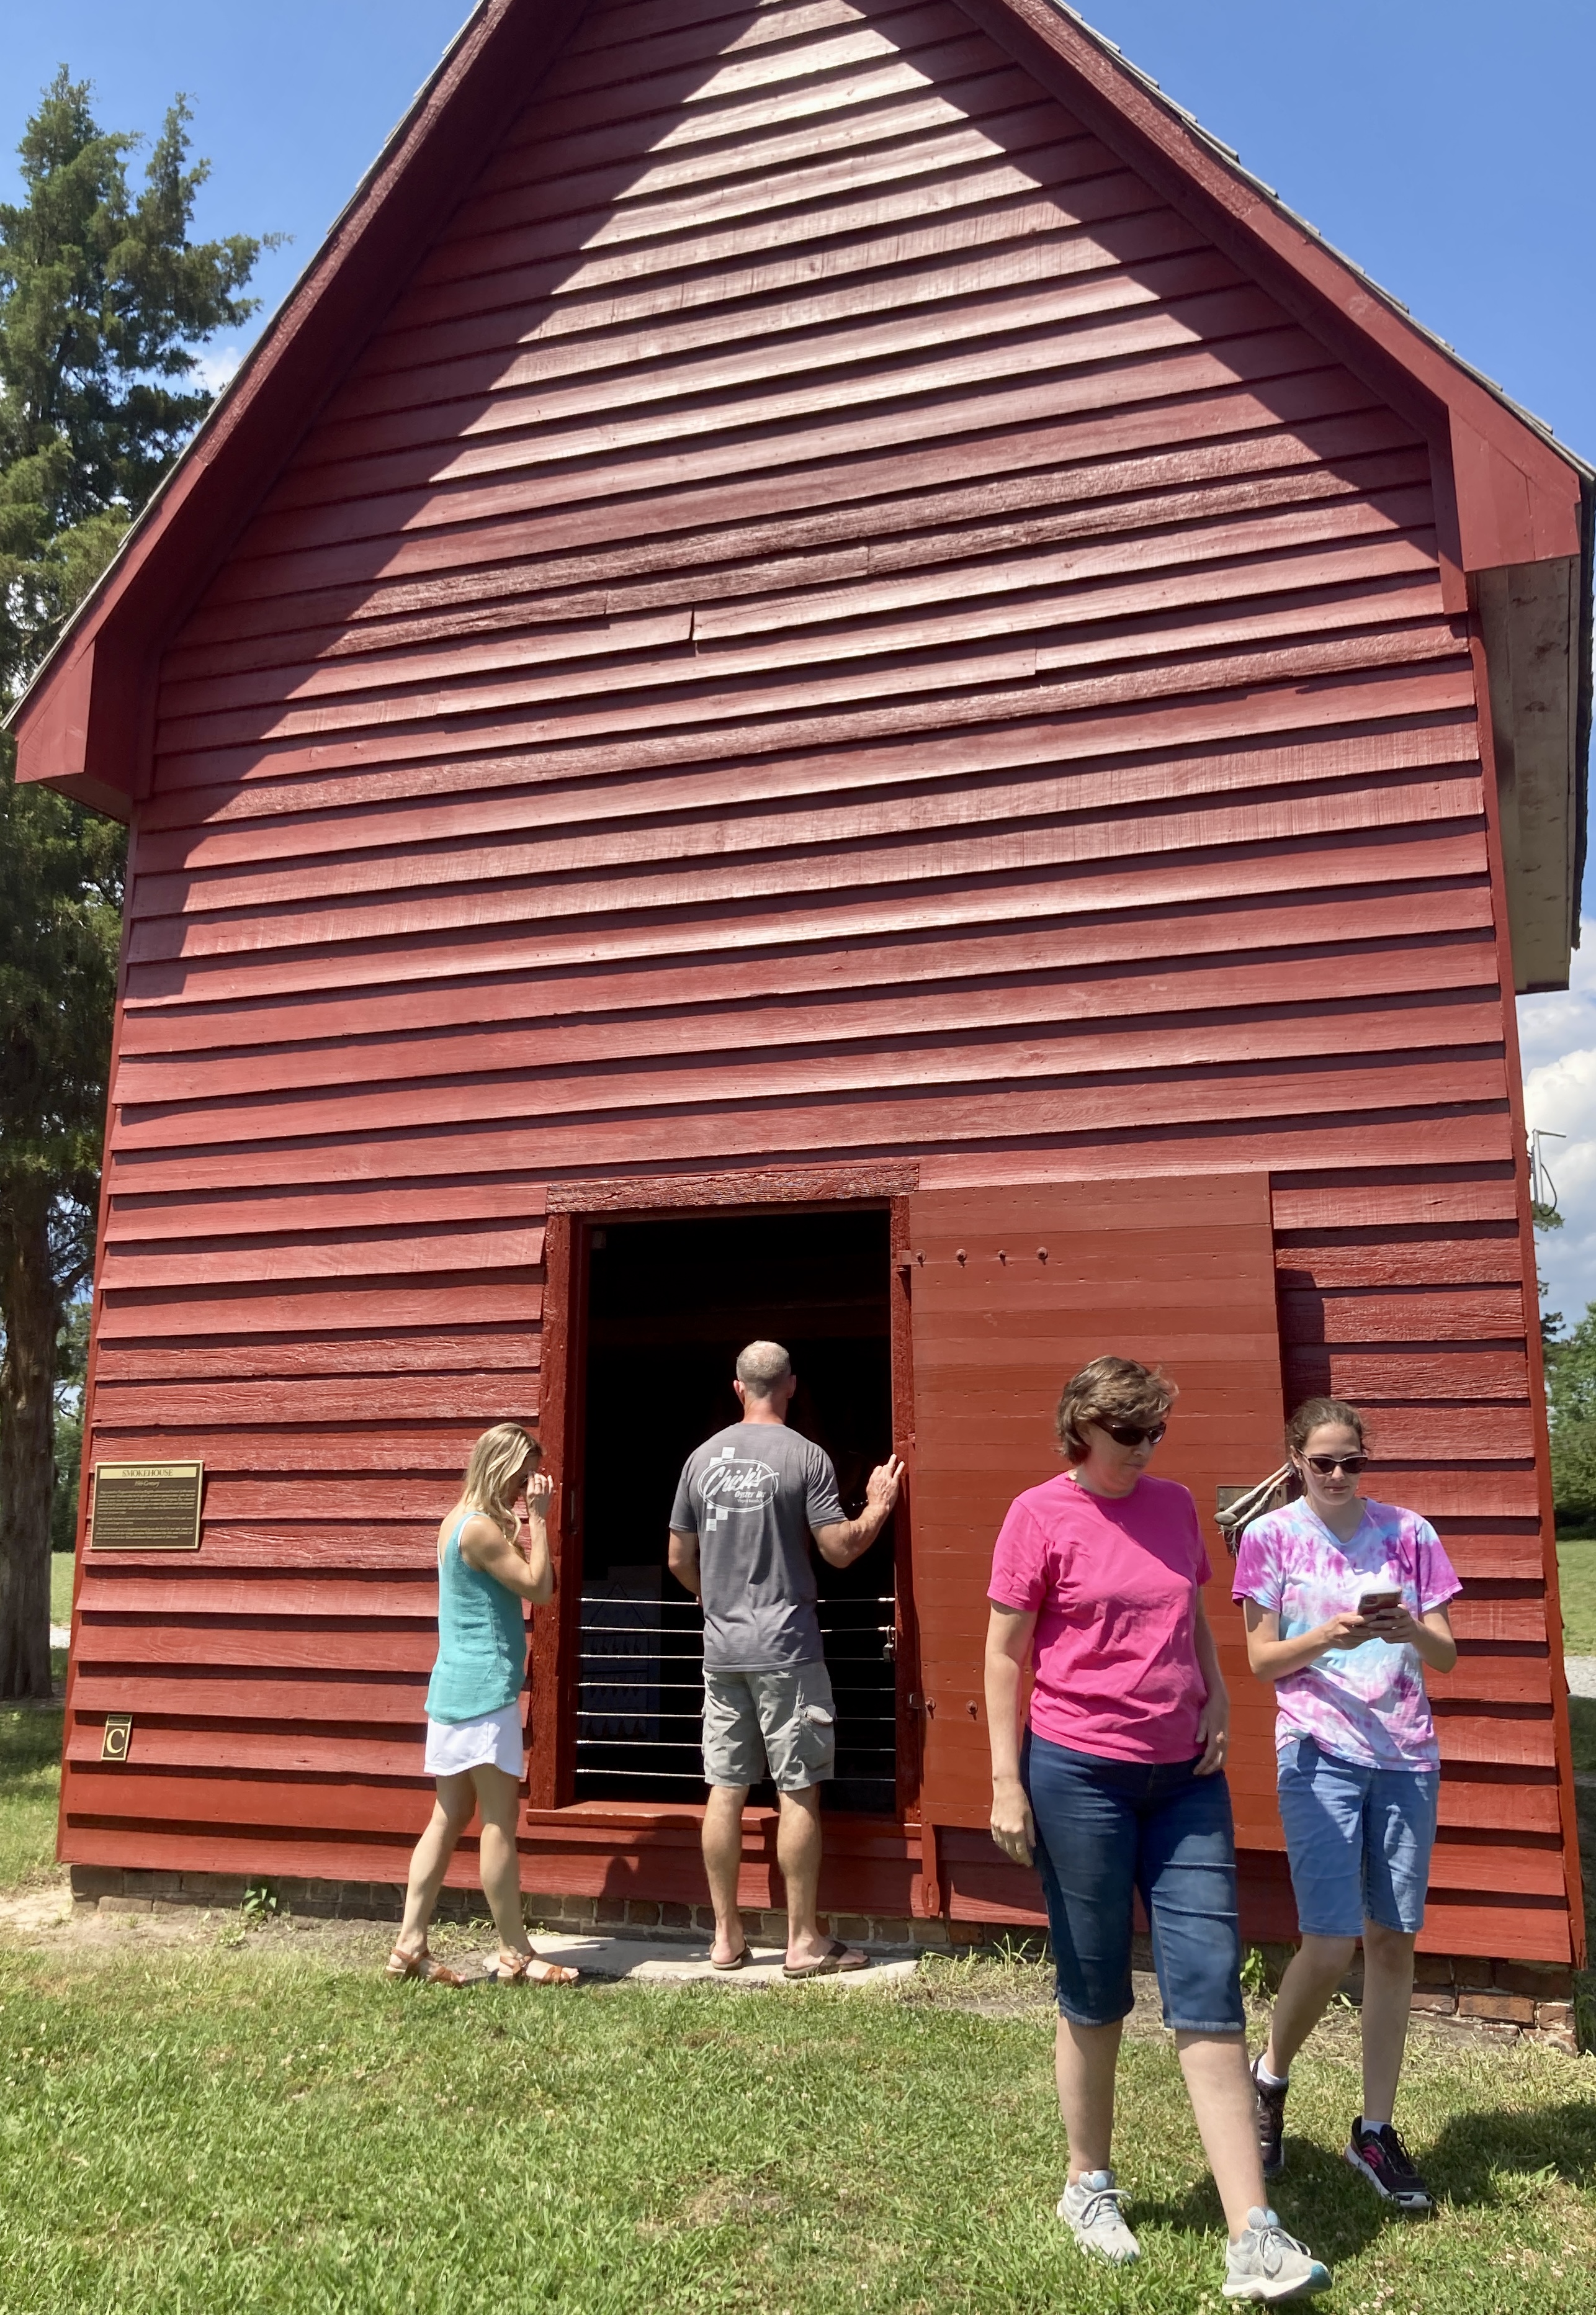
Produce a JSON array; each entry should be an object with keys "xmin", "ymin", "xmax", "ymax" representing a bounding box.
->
[
  {"xmin": 1133, "ymin": 2138, "xmax": 1394, "ymax": 2263},
  {"xmin": 1423, "ymin": 2099, "xmax": 1596, "ymax": 2206},
  {"xmin": 1136, "ymin": 2099, "xmax": 1596, "ymax": 2277}
]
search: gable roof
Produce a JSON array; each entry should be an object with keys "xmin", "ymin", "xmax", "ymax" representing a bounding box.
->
[{"xmin": 11, "ymin": 0, "xmax": 1591, "ymax": 978}]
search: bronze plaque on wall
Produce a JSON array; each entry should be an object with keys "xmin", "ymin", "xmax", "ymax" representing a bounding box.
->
[{"xmin": 89, "ymin": 1462, "xmax": 204, "ymax": 1550}]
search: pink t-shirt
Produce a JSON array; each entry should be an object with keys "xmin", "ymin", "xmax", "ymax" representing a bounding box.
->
[{"xmin": 988, "ymin": 1471, "xmax": 1213, "ymax": 1763}]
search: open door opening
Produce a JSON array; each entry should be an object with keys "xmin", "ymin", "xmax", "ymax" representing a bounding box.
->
[{"xmin": 575, "ymin": 1206, "xmax": 896, "ymax": 1813}]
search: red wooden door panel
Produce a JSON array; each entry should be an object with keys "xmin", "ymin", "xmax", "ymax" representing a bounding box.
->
[{"xmin": 905, "ymin": 1174, "xmax": 1284, "ymax": 1834}]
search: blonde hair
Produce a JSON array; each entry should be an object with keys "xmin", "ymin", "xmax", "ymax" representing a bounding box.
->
[
  {"xmin": 1055, "ymin": 1355, "xmax": 1177, "ymax": 1464},
  {"xmin": 456, "ymin": 1423, "xmax": 540, "ymax": 1542},
  {"xmin": 736, "ymin": 1339, "xmax": 791, "ymax": 1395}
]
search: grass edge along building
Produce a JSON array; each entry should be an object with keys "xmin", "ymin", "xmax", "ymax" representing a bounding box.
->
[{"xmin": 11, "ymin": 0, "xmax": 1593, "ymax": 2023}]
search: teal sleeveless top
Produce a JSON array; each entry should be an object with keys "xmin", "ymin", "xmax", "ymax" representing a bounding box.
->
[{"xmin": 425, "ymin": 1513, "xmax": 527, "ymax": 1723}]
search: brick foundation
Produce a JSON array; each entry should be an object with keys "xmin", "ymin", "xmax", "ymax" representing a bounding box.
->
[
  {"xmin": 66, "ymin": 1863, "xmax": 982, "ymax": 1954},
  {"xmin": 1245, "ymin": 1936, "xmax": 1580, "ymax": 2054},
  {"xmin": 68, "ymin": 1867, "xmax": 1582, "ymax": 2049}
]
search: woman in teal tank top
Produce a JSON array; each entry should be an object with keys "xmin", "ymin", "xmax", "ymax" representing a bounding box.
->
[{"xmin": 388, "ymin": 1424, "xmax": 576, "ymax": 1987}]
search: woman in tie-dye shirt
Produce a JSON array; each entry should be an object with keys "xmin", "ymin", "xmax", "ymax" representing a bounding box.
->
[{"xmin": 1231, "ymin": 1398, "xmax": 1458, "ymax": 2219}]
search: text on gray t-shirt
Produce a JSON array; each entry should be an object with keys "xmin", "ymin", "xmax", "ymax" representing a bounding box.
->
[{"xmin": 669, "ymin": 1421, "xmax": 844, "ymax": 1670}]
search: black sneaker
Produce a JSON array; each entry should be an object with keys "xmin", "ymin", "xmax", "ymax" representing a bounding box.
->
[
  {"xmin": 1345, "ymin": 2121, "xmax": 1434, "ymax": 2213},
  {"xmin": 1252, "ymin": 2057, "xmax": 1287, "ymax": 2179}
]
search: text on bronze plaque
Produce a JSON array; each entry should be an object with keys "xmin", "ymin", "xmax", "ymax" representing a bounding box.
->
[{"xmin": 89, "ymin": 1462, "xmax": 204, "ymax": 1550}]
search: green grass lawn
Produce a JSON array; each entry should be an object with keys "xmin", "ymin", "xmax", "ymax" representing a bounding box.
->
[
  {"xmin": 49, "ymin": 1556, "xmax": 73, "ymax": 1630},
  {"xmin": 1556, "ymin": 1538, "xmax": 1596, "ymax": 1776},
  {"xmin": 1556, "ymin": 1537, "xmax": 1596, "ymax": 1656},
  {"xmin": 0, "ymin": 1709, "xmax": 61, "ymax": 1891},
  {"xmin": 0, "ymin": 1945, "xmax": 1590, "ymax": 2315},
  {"xmin": 2, "ymin": 1656, "xmax": 1595, "ymax": 2311}
]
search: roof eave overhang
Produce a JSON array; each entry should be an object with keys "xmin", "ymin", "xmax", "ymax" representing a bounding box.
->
[{"xmin": 6, "ymin": 0, "xmax": 591, "ymax": 821}]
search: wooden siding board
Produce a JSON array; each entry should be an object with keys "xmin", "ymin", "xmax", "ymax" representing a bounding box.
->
[
  {"xmin": 145, "ymin": 632, "xmax": 1477, "ymax": 798},
  {"xmin": 123, "ymin": 784, "xmax": 1489, "ymax": 972},
  {"xmin": 157, "ymin": 488, "xmax": 1435, "ymax": 721},
  {"xmin": 133, "ymin": 715, "xmax": 1473, "ymax": 919},
  {"xmin": 134, "ymin": 708, "xmax": 1466, "ymax": 865},
  {"xmin": 149, "ymin": 563, "xmax": 1452, "ymax": 760},
  {"xmin": 109, "ymin": 924, "xmax": 1497, "ymax": 1082},
  {"xmin": 57, "ymin": 0, "xmax": 1571, "ymax": 1957},
  {"xmin": 218, "ymin": 325, "xmax": 1337, "ymax": 568},
  {"xmin": 110, "ymin": 949, "xmax": 1499, "ymax": 1109},
  {"xmin": 115, "ymin": 873, "xmax": 1493, "ymax": 1025},
  {"xmin": 185, "ymin": 373, "xmax": 1402, "ymax": 637}
]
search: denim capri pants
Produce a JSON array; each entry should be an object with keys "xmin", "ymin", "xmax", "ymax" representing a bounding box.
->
[
  {"xmin": 1276, "ymin": 1735, "xmax": 1438, "ymax": 1938},
  {"xmin": 1022, "ymin": 1730, "xmax": 1245, "ymax": 2033}
]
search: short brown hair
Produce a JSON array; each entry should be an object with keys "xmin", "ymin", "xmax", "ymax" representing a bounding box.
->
[
  {"xmin": 1286, "ymin": 1397, "xmax": 1367, "ymax": 1455},
  {"xmin": 1056, "ymin": 1355, "xmax": 1177, "ymax": 1463}
]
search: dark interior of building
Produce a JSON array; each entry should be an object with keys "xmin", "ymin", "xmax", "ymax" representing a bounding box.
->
[{"xmin": 576, "ymin": 1207, "xmax": 897, "ymax": 1812}]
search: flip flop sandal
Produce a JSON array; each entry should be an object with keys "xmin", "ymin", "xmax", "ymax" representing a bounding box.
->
[
  {"xmin": 385, "ymin": 1946, "xmax": 465, "ymax": 1985},
  {"xmin": 781, "ymin": 1939, "xmax": 869, "ymax": 1981},
  {"xmin": 494, "ymin": 1951, "xmax": 580, "ymax": 1986},
  {"xmin": 709, "ymin": 1946, "xmax": 748, "ymax": 1972}
]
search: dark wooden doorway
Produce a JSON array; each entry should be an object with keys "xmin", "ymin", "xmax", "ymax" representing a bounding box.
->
[{"xmin": 560, "ymin": 1205, "xmax": 900, "ymax": 1812}]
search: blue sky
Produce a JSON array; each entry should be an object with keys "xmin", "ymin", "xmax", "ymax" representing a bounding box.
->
[{"xmin": 7, "ymin": 1, "xmax": 1596, "ymax": 1313}]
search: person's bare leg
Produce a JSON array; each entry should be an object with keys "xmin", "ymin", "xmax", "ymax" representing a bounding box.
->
[
  {"xmin": 395, "ymin": 1775, "xmax": 475, "ymax": 1956},
  {"xmin": 1358, "ymin": 1921, "xmax": 1416, "ymax": 2126},
  {"xmin": 1056, "ymin": 2016, "xmax": 1123, "ymax": 2180},
  {"xmin": 1177, "ymin": 2031, "xmax": 1271, "ymax": 2238},
  {"xmin": 1260, "ymin": 1934, "xmax": 1358, "ymax": 2078},
  {"xmin": 702, "ymin": 1782, "xmax": 750, "ymax": 1964},
  {"xmin": 473, "ymin": 1763, "xmax": 531, "ymax": 1959},
  {"xmin": 777, "ymin": 1785, "xmax": 832, "ymax": 1964}
]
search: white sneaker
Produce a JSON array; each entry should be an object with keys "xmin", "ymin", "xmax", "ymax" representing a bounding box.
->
[
  {"xmin": 1222, "ymin": 2206, "xmax": 1332, "ymax": 2300},
  {"xmin": 1057, "ymin": 2169, "xmax": 1141, "ymax": 2265}
]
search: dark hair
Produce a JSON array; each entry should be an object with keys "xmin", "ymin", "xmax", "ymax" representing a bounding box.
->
[
  {"xmin": 1056, "ymin": 1355, "xmax": 1177, "ymax": 1464},
  {"xmin": 1285, "ymin": 1397, "xmax": 1367, "ymax": 1457}
]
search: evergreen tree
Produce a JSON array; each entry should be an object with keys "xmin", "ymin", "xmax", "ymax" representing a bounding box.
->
[{"xmin": 0, "ymin": 71, "xmax": 271, "ymax": 1697}]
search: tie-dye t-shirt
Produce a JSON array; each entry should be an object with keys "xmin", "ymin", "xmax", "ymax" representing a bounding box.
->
[{"xmin": 1231, "ymin": 1498, "xmax": 1459, "ymax": 1770}]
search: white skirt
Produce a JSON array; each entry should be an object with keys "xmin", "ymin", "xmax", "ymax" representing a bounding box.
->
[{"xmin": 423, "ymin": 1701, "xmax": 524, "ymax": 1778}]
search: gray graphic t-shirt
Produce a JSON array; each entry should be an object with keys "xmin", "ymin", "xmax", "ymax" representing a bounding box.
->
[{"xmin": 670, "ymin": 1422, "xmax": 844, "ymax": 1669}]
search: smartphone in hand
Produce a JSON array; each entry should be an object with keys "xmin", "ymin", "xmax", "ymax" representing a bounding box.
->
[{"xmin": 1356, "ymin": 1588, "xmax": 1401, "ymax": 1618}]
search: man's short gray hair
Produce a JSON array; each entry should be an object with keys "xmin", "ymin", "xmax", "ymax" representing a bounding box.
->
[{"xmin": 735, "ymin": 1339, "xmax": 792, "ymax": 1396}]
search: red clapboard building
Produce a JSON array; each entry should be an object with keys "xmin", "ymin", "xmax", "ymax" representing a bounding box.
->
[{"xmin": 13, "ymin": 0, "xmax": 1592, "ymax": 1982}]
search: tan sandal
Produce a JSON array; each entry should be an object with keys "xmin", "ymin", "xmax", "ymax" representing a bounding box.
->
[
  {"xmin": 385, "ymin": 1945, "xmax": 465, "ymax": 1985},
  {"xmin": 781, "ymin": 1938, "xmax": 869, "ymax": 1981},
  {"xmin": 494, "ymin": 1949, "xmax": 579, "ymax": 1986}
]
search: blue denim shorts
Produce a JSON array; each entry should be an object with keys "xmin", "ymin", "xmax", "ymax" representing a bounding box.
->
[
  {"xmin": 1022, "ymin": 1731, "xmax": 1245, "ymax": 2033},
  {"xmin": 1276, "ymin": 1735, "xmax": 1438, "ymax": 1938}
]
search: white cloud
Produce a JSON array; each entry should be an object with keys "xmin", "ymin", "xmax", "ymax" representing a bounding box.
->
[
  {"xmin": 1519, "ymin": 917, "xmax": 1596, "ymax": 1327},
  {"xmin": 191, "ymin": 344, "xmax": 243, "ymax": 398}
]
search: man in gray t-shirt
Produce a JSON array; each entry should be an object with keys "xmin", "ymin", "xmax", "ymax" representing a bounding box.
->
[{"xmin": 668, "ymin": 1339, "xmax": 902, "ymax": 1980}]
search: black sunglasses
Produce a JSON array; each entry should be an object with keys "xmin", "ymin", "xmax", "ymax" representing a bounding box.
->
[
  {"xmin": 1097, "ymin": 1420, "xmax": 1167, "ymax": 1448},
  {"xmin": 1301, "ymin": 1452, "xmax": 1370, "ymax": 1476}
]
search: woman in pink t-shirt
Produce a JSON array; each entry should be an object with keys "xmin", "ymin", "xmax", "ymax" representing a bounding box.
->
[{"xmin": 985, "ymin": 1356, "xmax": 1329, "ymax": 2301}]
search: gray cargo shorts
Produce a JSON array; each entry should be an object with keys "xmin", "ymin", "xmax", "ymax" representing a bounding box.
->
[{"xmin": 701, "ymin": 1661, "xmax": 836, "ymax": 1792}]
